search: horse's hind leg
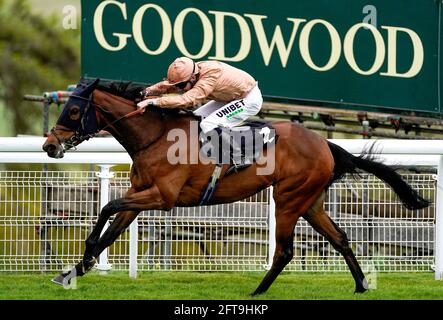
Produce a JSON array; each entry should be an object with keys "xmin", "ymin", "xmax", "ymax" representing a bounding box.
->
[
  {"xmin": 251, "ymin": 211, "xmax": 298, "ymax": 296},
  {"xmin": 303, "ymin": 198, "xmax": 368, "ymax": 293},
  {"xmin": 252, "ymin": 181, "xmax": 330, "ymax": 296}
]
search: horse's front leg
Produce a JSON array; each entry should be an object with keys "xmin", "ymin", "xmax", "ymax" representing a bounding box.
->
[
  {"xmin": 52, "ymin": 186, "xmax": 167, "ymax": 286},
  {"xmin": 83, "ymin": 210, "xmax": 139, "ymax": 273},
  {"xmin": 82, "ymin": 188, "xmax": 137, "ymax": 263},
  {"xmin": 82, "ymin": 185, "xmax": 167, "ymax": 266}
]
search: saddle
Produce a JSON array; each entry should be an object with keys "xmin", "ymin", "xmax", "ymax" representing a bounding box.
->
[
  {"xmin": 198, "ymin": 119, "xmax": 278, "ymax": 205},
  {"xmin": 199, "ymin": 120, "xmax": 278, "ymax": 166}
]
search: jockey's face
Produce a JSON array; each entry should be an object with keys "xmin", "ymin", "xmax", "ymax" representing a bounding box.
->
[{"xmin": 182, "ymin": 74, "xmax": 198, "ymax": 92}]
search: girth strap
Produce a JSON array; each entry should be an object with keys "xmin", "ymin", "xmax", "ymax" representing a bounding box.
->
[{"xmin": 199, "ymin": 164, "xmax": 223, "ymax": 205}]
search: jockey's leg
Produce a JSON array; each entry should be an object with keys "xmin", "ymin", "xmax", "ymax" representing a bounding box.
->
[
  {"xmin": 199, "ymin": 84, "xmax": 263, "ymax": 134},
  {"xmin": 193, "ymin": 100, "xmax": 225, "ymax": 119},
  {"xmin": 199, "ymin": 85, "xmax": 263, "ymax": 175}
]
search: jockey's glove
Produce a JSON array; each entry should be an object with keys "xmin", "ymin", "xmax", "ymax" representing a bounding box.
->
[
  {"xmin": 140, "ymin": 89, "xmax": 151, "ymax": 99},
  {"xmin": 137, "ymin": 98, "xmax": 158, "ymax": 112}
]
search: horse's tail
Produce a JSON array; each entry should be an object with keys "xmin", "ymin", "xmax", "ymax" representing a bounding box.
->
[{"xmin": 327, "ymin": 141, "xmax": 430, "ymax": 210}]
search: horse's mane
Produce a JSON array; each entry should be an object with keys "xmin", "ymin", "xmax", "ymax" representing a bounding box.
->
[
  {"xmin": 77, "ymin": 78, "xmax": 144, "ymax": 101},
  {"xmin": 96, "ymin": 80, "xmax": 145, "ymax": 102},
  {"xmin": 80, "ymin": 78, "xmax": 197, "ymax": 118}
]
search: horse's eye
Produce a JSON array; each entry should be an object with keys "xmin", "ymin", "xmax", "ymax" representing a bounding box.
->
[{"xmin": 69, "ymin": 106, "xmax": 81, "ymax": 120}]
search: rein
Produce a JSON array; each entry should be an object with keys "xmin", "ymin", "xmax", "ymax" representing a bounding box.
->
[{"xmin": 52, "ymin": 93, "xmax": 165, "ymax": 156}]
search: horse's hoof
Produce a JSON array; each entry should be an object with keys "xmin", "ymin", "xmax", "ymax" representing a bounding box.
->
[
  {"xmin": 354, "ymin": 278, "xmax": 369, "ymax": 294},
  {"xmin": 51, "ymin": 273, "xmax": 70, "ymax": 287},
  {"xmin": 51, "ymin": 268, "xmax": 78, "ymax": 287},
  {"xmin": 354, "ymin": 287, "xmax": 369, "ymax": 294}
]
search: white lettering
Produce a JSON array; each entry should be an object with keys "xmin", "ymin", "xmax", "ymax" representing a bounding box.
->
[
  {"xmin": 174, "ymin": 8, "xmax": 213, "ymax": 59},
  {"xmin": 245, "ymin": 14, "xmax": 306, "ymax": 67},
  {"xmin": 380, "ymin": 26, "xmax": 424, "ymax": 78},
  {"xmin": 133, "ymin": 4, "xmax": 172, "ymax": 55},
  {"xmin": 93, "ymin": 0, "xmax": 131, "ymax": 51},
  {"xmin": 299, "ymin": 19, "xmax": 341, "ymax": 72},
  {"xmin": 344, "ymin": 23, "xmax": 385, "ymax": 75},
  {"xmin": 91, "ymin": 3, "xmax": 425, "ymax": 79},
  {"xmin": 208, "ymin": 11, "xmax": 251, "ymax": 62}
]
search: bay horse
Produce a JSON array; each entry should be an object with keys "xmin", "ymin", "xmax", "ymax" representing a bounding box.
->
[{"xmin": 42, "ymin": 78, "xmax": 429, "ymax": 295}]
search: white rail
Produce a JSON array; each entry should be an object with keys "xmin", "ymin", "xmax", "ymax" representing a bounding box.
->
[
  {"xmin": 0, "ymin": 137, "xmax": 441, "ymax": 279},
  {"xmin": 0, "ymin": 137, "xmax": 131, "ymax": 164},
  {"xmin": 2, "ymin": 137, "xmax": 443, "ymax": 155},
  {"xmin": 0, "ymin": 137, "xmax": 439, "ymax": 165}
]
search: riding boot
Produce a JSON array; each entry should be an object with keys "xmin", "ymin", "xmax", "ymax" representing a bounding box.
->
[
  {"xmin": 219, "ymin": 128, "xmax": 252, "ymax": 176},
  {"xmin": 200, "ymin": 128, "xmax": 252, "ymax": 175}
]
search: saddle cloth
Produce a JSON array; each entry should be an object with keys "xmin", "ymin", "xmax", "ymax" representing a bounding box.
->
[{"xmin": 200, "ymin": 120, "xmax": 278, "ymax": 164}]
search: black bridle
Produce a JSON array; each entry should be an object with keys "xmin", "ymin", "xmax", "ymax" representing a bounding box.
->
[
  {"xmin": 51, "ymin": 94, "xmax": 98, "ymax": 151},
  {"xmin": 51, "ymin": 93, "xmax": 166, "ymax": 156}
]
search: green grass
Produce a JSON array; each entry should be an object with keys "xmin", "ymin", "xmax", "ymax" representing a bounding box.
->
[{"xmin": 0, "ymin": 272, "xmax": 442, "ymax": 300}]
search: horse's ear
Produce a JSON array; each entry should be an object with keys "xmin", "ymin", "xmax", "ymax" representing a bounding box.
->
[
  {"xmin": 83, "ymin": 78, "xmax": 100, "ymax": 96},
  {"xmin": 88, "ymin": 78, "xmax": 100, "ymax": 89}
]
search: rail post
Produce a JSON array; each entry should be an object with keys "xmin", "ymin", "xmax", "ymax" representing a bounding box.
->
[
  {"xmin": 40, "ymin": 101, "xmax": 50, "ymax": 271},
  {"xmin": 129, "ymin": 216, "xmax": 138, "ymax": 278},
  {"xmin": 436, "ymin": 156, "xmax": 443, "ymax": 280},
  {"xmin": 95, "ymin": 164, "xmax": 114, "ymax": 272},
  {"xmin": 267, "ymin": 186, "xmax": 276, "ymax": 269}
]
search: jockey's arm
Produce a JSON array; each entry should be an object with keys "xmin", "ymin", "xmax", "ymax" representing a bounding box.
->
[
  {"xmin": 154, "ymin": 68, "xmax": 221, "ymax": 109},
  {"xmin": 142, "ymin": 80, "xmax": 180, "ymax": 97}
]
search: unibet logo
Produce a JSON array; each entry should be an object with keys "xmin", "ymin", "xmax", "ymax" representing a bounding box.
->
[
  {"xmin": 93, "ymin": 1, "xmax": 424, "ymax": 79},
  {"xmin": 216, "ymin": 100, "xmax": 245, "ymax": 118}
]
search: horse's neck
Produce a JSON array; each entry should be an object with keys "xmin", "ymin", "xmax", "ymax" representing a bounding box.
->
[{"xmin": 93, "ymin": 90, "xmax": 164, "ymax": 156}]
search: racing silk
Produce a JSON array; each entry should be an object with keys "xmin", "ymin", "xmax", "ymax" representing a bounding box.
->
[{"xmin": 146, "ymin": 61, "xmax": 256, "ymax": 109}]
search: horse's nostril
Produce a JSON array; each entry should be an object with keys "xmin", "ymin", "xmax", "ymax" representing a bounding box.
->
[{"xmin": 43, "ymin": 144, "xmax": 56, "ymax": 153}]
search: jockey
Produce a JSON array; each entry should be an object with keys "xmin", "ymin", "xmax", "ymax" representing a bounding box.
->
[{"xmin": 137, "ymin": 57, "xmax": 263, "ymax": 175}]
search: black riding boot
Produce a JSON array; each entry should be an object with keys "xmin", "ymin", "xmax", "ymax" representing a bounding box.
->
[
  {"xmin": 219, "ymin": 128, "xmax": 252, "ymax": 176},
  {"xmin": 200, "ymin": 128, "xmax": 252, "ymax": 175}
]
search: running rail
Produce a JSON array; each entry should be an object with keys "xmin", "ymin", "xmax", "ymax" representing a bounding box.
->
[{"xmin": 0, "ymin": 137, "xmax": 441, "ymax": 165}]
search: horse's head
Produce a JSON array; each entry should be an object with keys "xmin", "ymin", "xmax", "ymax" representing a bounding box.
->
[{"xmin": 43, "ymin": 78, "xmax": 100, "ymax": 158}]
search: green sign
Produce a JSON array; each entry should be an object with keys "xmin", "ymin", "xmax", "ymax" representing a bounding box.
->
[{"xmin": 81, "ymin": 0, "xmax": 442, "ymax": 116}]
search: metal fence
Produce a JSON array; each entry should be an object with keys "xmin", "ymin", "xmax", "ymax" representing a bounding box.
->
[{"xmin": 0, "ymin": 168, "xmax": 436, "ymax": 273}]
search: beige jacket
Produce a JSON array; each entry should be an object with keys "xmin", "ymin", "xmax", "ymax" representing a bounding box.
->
[{"xmin": 146, "ymin": 61, "xmax": 256, "ymax": 108}]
